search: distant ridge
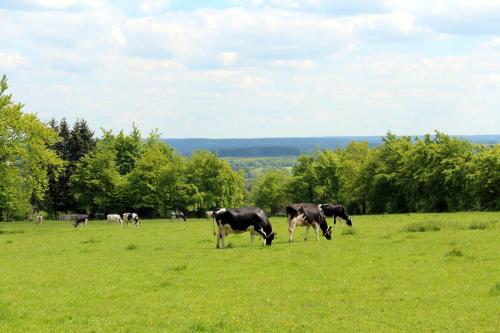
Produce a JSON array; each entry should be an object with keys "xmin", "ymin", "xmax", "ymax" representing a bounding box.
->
[{"xmin": 162, "ymin": 135, "xmax": 500, "ymax": 157}]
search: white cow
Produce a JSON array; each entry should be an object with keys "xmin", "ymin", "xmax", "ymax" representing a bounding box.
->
[
  {"xmin": 35, "ymin": 215, "xmax": 43, "ymax": 225},
  {"xmin": 107, "ymin": 214, "xmax": 122, "ymax": 225}
]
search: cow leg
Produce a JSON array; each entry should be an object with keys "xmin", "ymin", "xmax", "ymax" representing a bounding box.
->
[
  {"xmin": 288, "ymin": 224, "xmax": 295, "ymax": 242},
  {"xmin": 314, "ymin": 223, "xmax": 320, "ymax": 241},
  {"xmin": 250, "ymin": 232, "xmax": 255, "ymax": 243},
  {"xmin": 217, "ymin": 224, "xmax": 226, "ymax": 248},
  {"xmin": 304, "ymin": 225, "xmax": 310, "ymax": 241},
  {"xmin": 288, "ymin": 216, "xmax": 294, "ymax": 242}
]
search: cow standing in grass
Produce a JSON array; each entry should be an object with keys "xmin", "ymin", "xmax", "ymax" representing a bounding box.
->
[
  {"xmin": 74, "ymin": 216, "xmax": 88, "ymax": 228},
  {"xmin": 319, "ymin": 204, "xmax": 353, "ymax": 227},
  {"xmin": 35, "ymin": 215, "xmax": 43, "ymax": 225},
  {"xmin": 286, "ymin": 203, "xmax": 332, "ymax": 242},
  {"xmin": 107, "ymin": 214, "xmax": 122, "ymax": 225},
  {"xmin": 211, "ymin": 207, "xmax": 276, "ymax": 248},
  {"xmin": 123, "ymin": 213, "xmax": 140, "ymax": 228}
]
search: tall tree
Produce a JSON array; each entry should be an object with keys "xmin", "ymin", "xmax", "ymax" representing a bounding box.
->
[
  {"xmin": 0, "ymin": 75, "xmax": 63, "ymax": 220},
  {"xmin": 70, "ymin": 143, "xmax": 124, "ymax": 214}
]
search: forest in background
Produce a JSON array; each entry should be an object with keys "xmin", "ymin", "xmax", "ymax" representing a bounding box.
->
[{"xmin": 1, "ymin": 75, "xmax": 499, "ymax": 220}]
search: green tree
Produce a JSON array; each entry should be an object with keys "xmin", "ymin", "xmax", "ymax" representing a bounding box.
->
[
  {"xmin": 125, "ymin": 133, "xmax": 182, "ymax": 217},
  {"xmin": 250, "ymin": 169, "xmax": 291, "ymax": 214},
  {"xmin": 336, "ymin": 142, "xmax": 371, "ymax": 214},
  {"xmin": 288, "ymin": 155, "xmax": 319, "ymax": 203},
  {"xmin": 186, "ymin": 150, "xmax": 245, "ymax": 213},
  {"xmin": 0, "ymin": 75, "xmax": 63, "ymax": 220},
  {"xmin": 70, "ymin": 144, "xmax": 124, "ymax": 213}
]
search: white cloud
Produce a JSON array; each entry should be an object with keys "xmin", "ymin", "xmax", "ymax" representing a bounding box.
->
[
  {"xmin": 0, "ymin": 52, "xmax": 25, "ymax": 67},
  {"xmin": 140, "ymin": 0, "xmax": 171, "ymax": 14},
  {"xmin": 1, "ymin": 1, "xmax": 499, "ymax": 137}
]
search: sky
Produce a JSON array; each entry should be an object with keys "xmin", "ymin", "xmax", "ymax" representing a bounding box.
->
[{"xmin": 1, "ymin": 0, "xmax": 499, "ymax": 138}]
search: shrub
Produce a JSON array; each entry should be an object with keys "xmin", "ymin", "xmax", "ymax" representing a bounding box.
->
[
  {"xmin": 404, "ymin": 221, "xmax": 441, "ymax": 232},
  {"xmin": 446, "ymin": 248, "xmax": 464, "ymax": 257},
  {"xmin": 468, "ymin": 222, "xmax": 489, "ymax": 230}
]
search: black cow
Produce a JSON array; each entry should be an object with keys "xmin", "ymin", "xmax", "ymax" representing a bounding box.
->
[
  {"xmin": 74, "ymin": 216, "xmax": 88, "ymax": 228},
  {"xmin": 286, "ymin": 203, "xmax": 332, "ymax": 242},
  {"xmin": 212, "ymin": 207, "xmax": 276, "ymax": 248},
  {"xmin": 319, "ymin": 204, "xmax": 352, "ymax": 227}
]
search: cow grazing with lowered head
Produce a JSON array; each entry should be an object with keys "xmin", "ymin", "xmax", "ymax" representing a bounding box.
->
[
  {"xmin": 319, "ymin": 204, "xmax": 352, "ymax": 227},
  {"xmin": 107, "ymin": 214, "xmax": 122, "ymax": 225},
  {"xmin": 74, "ymin": 216, "xmax": 88, "ymax": 228},
  {"xmin": 122, "ymin": 213, "xmax": 140, "ymax": 228},
  {"xmin": 171, "ymin": 211, "xmax": 187, "ymax": 221},
  {"xmin": 286, "ymin": 203, "xmax": 332, "ymax": 242},
  {"xmin": 212, "ymin": 207, "xmax": 276, "ymax": 248}
]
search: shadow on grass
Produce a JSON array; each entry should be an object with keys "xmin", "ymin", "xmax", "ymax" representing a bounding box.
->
[
  {"xmin": 0, "ymin": 230, "xmax": 25, "ymax": 235},
  {"xmin": 341, "ymin": 227, "xmax": 356, "ymax": 236},
  {"xmin": 166, "ymin": 264, "xmax": 187, "ymax": 272},
  {"xmin": 125, "ymin": 244, "xmax": 137, "ymax": 250},
  {"xmin": 81, "ymin": 238, "xmax": 101, "ymax": 244}
]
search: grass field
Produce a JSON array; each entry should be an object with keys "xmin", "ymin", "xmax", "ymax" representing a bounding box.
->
[{"xmin": 1, "ymin": 212, "xmax": 499, "ymax": 332}]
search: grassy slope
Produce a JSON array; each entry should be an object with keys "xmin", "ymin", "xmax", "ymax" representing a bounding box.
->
[{"xmin": 1, "ymin": 212, "xmax": 499, "ymax": 332}]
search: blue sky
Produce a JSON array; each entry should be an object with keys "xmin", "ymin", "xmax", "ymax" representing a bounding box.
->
[{"xmin": 1, "ymin": 0, "xmax": 499, "ymax": 138}]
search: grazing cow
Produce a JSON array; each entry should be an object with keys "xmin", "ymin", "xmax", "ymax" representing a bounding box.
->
[
  {"xmin": 319, "ymin": 204, "xmax": 352, "ymax": 227},
  {"xmin": 35, "ymin": 215, "xmax": 43, "ymax": 225},
  {"xmin": 171, "ymin": 211, "xmax": 187, "ymax": 221},
  {"xmin": 212, "ymin": 207, "xmax": 276, "ymax": 248},
  {"xmin": 123, "ymin": 213, "xmax": 140, "ymax": 228},
  {"xmin": 74, "ymin": 216, "xmax": 88, "ymax": 228},
  {"xmin": 286, "ymin": 203, "xmax": 332, "ymax": 242},
  {"xmin": 107, "ymin": 214, "xmax": 122, "ymax": 225}
]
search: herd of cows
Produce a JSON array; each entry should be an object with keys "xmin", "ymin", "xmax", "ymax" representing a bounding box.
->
[
  {"xmin": 33, "ymin": 203, "xmax": 352, "ymax": 249},
  {"xmin": 208, "ymin": 203, "xmax": 352, "ymax": 248}
]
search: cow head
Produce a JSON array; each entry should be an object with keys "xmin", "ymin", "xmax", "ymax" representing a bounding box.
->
[
  {"xmin": 323, "ymin": 226, "xmax": 332, "ymax": 240},
  {"xmin": 265, "ymin": 232, "xmax": 276, "ymax": 245},
  {"xmin": 347, "ymin": 217, "xmax": 353, "ymax": 227}
]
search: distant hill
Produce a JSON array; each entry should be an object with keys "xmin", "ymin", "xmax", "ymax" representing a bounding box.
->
[{"xmin": 162, "ymin": 135, "xmax": 500, "ymax": 157}]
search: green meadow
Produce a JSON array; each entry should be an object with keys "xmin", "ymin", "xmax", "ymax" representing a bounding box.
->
[{"xmin": 1, "ymin": 212, "xmax": 499, "ymax": 332}]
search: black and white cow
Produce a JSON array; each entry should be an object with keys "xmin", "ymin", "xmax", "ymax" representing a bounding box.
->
[
  {"xmin": 74, "ymin": 216, "xmax": 88, "ymax": 228},
  {"xmin": 171, "ymin": 211, "xmax": 187, "ymax": 221},
  {"xmin": 286, "ymin": 203, "xmax": 332, "ymax": 242},
  {"xmin": 35, "ymin": 215, "xmax": 43, "ymax": 225},
  {"xmin": 319, "ymin": 204, "xmax": 352, "ymax": 227},
  {"xmin": 212, "ymin": 207, "xmax": 276, "ymax": 248},
  {"xmin": 123, "ymin": 213, "xmax": 140, "ymax": 227}
]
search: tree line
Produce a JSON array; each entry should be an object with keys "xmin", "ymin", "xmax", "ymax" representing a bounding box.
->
[
  {"xmin": 1, "ymin": 75, "xmax": 498, "ymax": 220},
  {"xmin": 251, "ymin": 133, "xmax": 499, "ymax": 215}
]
